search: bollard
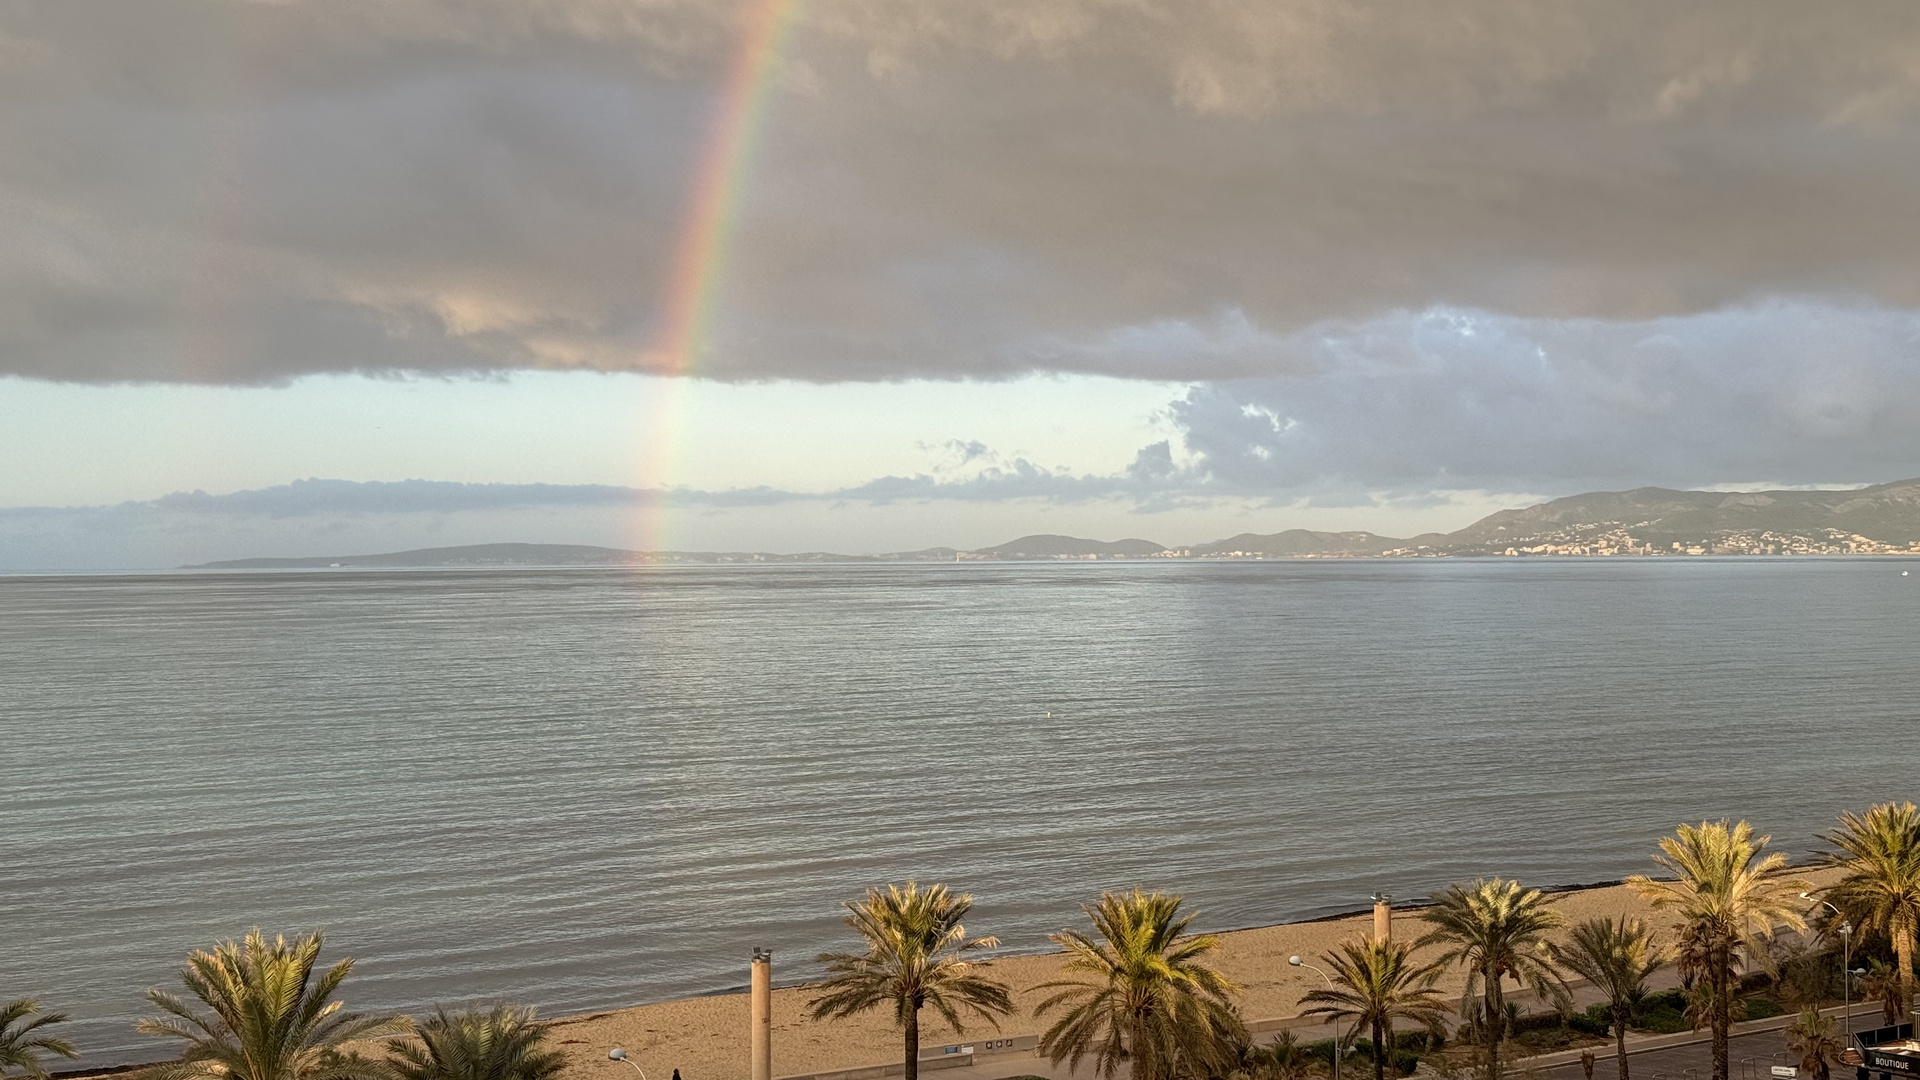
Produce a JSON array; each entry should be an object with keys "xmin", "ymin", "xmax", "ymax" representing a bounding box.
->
[{"xmin": 751, "ymin": 948, "xmax": 772, "ymax": 1080}]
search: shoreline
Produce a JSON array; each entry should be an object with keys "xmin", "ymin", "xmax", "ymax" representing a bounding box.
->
[
  {"xmin": 49, "ymin": 869, "xmax": 1845, "ymax": 1080},
  {"xmin": 566, "ymin": 876, "xmax": 1650, "ymax": 1005},
  {"xmin": 536, "ymin": 867, "xmax": 1841, "ymax": 1080},
  {"xmin": 8, "ymin": 551, "xmax": 1920, "ymax": 579}
]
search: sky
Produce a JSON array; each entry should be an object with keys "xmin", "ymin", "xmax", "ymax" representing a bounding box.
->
[{"xmin": 5, "ymin": 1, "xmax": 1920, "ymax": 568}]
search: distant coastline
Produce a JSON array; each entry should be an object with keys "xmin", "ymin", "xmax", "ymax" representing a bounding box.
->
[
  {"xmin": 183, "ymin": 545, "xmax": 1920, "ymax": 570},
  {"xmin": 185, "ymin": 477, "xmax": 1920, "ymax": 568}
]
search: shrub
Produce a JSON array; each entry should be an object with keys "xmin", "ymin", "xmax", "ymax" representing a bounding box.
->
[
  {"xmin": 1631, "ymin": 989, "xmax": 1691, "ymax": 1035},
  {"xmin": 1396, "ymin": 1031, "xmax": 1444, "ymax": 1053},
  {"xmin": 1742, "ymin": 997, "xmax": 1783, "ymax": 1020},
  {"xmin": 1515, "ymin": 1028, "xmax": 1574, "ymax": 1051},
  {"xmin": 1641, "ymin": 989, "xmax": 1688, "ymax": 1012},
  {"xmin": 1510, "ymin": 1011, "xmax": 1566, "ymax": 1035},
  {"xmin": 1636, "ymin": 1005, "xmax": 1689, "ymax": 1034},
  {"xmin": 1301, "ymin": 1032, "xmax": 1434, "ymax": 1076},
  {"xmin": 1569, "ymin": 1004, "xmax": 1611, "ymax": 1037},
  {"xmin": 1347, "ymin": 1040, "xmax": 1421, "ymax": 1076}
]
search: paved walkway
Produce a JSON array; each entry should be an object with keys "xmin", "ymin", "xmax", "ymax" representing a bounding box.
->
[
  {"xmin": 877, "ymin": 1003, "xmax": 1885, "ymax": 1080},
  {"xmin": 1529, "ymin": 1002, "xmax": 1882, "ymax": 1080}
]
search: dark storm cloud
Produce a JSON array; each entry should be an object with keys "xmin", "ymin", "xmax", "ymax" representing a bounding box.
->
[
  {"xmin": 7, "ymin": 1, "xmax": 1920, "ymax": 382},
  {"xmin": 1171, "ymin": 303, "xmax": 1920, "ymax": 495}
]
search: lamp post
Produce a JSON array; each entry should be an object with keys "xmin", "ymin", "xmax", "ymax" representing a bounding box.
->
[
  {"xmin": 609, "ymin": 1049, "xmax": 647, "ymax": 1080},
  {"xmin": 1291, "ymin": 955, "xmax": 1343, "ymax": 1080},
  {"xmin": 1803, "ymin": 892, "xmax": 1854, "ymax": 1039}
]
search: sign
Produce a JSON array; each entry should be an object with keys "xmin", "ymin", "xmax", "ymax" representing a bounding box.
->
[
  {"xmin": 1772, "ymin": 1067, "xmax": 1798, "ymax": 1078},
  {"xmin": 1864, "ymin": 1050, "xmax": 1920, "ymax": 1075}
]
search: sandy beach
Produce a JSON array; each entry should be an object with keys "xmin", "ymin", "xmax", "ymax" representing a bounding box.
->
[{"xmin": 550, "ymin": 867, "xmax": 1841, "ymax": 1080}]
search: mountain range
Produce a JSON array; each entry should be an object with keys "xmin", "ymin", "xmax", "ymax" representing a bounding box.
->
[{"xmin": 188, "ymin": 478, "xmax": 1920, "ymax": 567}]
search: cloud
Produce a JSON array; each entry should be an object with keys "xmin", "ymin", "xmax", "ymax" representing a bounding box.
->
[
  {"xmin": 10, "ymin": 295, "xmax": 1920, "ymax": 527},
  {"xmin": 147, "ymin": 477, "xmax": 772, "ymax": 513},
  {"xmin": 27, "ymin": 283, "xmax": 1920, "ymax": 570},
  {"xmin": 0, "ymin": 466, "xmax": 1188, "ymax": 569},
  {"xmin": 1169, "ymin": 302, "xmax": 1920, "ymax": 494},
  {"xmin": 20, "ymin": 464, "xmax": 1164, "ymax": 521},
  {"xmin": 7, "ymin": 1, "xmax": 1920, "ymax": 382}
]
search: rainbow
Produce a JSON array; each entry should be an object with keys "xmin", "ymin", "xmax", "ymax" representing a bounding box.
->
[
  {"xmin": 654, "ymin": 0, "xmax": 803, "ymax": 373},
  {"xmin": 634, "ymin": 0, "xmax": 803, "ymax": 553}
]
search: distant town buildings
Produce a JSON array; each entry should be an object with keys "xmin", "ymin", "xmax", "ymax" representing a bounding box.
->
[
  {"xmin": 953, "ymin": 530, "xmax": 1920, "ymax": 560},
  {"xmin": 1474, "ymin": 527, "xmax": 1920, "ymax": 558}
]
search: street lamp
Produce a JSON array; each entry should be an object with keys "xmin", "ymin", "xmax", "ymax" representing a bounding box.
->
[
  {"xmin": 1803, "ymin": 892, "xmax": 1854, "ymax": 1039},
  {"xmin": 609, "ymin": 1049, "xmax": 647, "ymax": 1080},
  {"xmin": 1291, "ymin": 955, "xmax": 1345, "ymax": 1080}
]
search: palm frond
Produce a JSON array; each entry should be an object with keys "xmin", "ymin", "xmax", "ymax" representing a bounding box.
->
[
  {"xmin": 1034, "ymin": 890, "xmax": 1244, "ymax": 1080},
  {"xmin": 0, "ymin": 998, "xmax": 79, "ymax": 1079},
  {"xmin": 387, "ymin": 1005, "xmax": 565, "ymax": 1080},
  {"xmin": 807, "ymin": 882, "xmax": 1013, "ymax": 1080},
  {"xmin": 1819, "ymin": 802, "xmax": 1920, "ymax": 1021},
  {"xmin": 135, "ymin": 929, "xmax": 392, "ymax": 1080}
]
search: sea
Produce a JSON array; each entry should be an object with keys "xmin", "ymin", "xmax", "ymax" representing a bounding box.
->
[{"xmin": 5, "ymin": 558, "xmax": 1918, "ymax": 1066}]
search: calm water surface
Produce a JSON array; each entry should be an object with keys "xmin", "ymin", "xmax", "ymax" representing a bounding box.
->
[{"xmin": 4, "ymin": 559, "xmax": 1918, "ymax": 1065}]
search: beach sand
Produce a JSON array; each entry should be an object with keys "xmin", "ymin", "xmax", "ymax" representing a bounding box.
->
[{"xmin": 549, "ymin": 868, "xmax": 1841, "ymax": 1080}]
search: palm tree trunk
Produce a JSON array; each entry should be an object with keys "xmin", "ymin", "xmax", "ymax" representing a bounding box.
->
[
  {"xmin": 1898, "ymin": 928, "xmax": 1916, "ymax": 1025},
  {"xmin": 1485, "ymin": 972, "xmax": 1505, "ymax": 1080},
  {"xmin": 904, "ymin": 1008, "xmax": 919, "ymax": 1080},
  {"xmin": 1372, "ymin": 1018, "xmax": 1385, "ymax": 1080},
  {"xmin": 1612, "ymin": 1005, "xmax": 1630, "ymax": 1080},
  {"xmin": 1711, "ymin": 948, "xmax": 1731, "ymax": 1080}
]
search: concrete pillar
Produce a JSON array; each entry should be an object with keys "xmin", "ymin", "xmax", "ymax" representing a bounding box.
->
[
  {"xmin": 750, "ymin": 948, "xmax": 772, "ymax": 1080},
  {"xmin": 1372, "ymin": 893, "xmax": 1391, "ymax": 942}
]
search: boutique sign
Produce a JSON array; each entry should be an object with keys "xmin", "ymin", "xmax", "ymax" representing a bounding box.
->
[{"xmin": 1856, "ymin": 1024, "xmax": 1920, "ymax": 1077}]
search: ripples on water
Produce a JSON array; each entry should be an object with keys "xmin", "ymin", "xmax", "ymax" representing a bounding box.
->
[{"xmin": 5, "ymin": 559, "xmax": 1918, "ymax": 1065}]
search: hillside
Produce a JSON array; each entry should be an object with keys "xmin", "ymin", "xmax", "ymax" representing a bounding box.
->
[
  {"xmin": 191, "ymin": 543, "xmax": 963, "ymax": 568},
  {"xmin": 969, "ymin": 534, "xmax": 1168, "ymax": 558},
  {"xmin": 1439, "ymin": 478, "xmax": 1920, "ymax": 554},
  {"xmin": 195, "ymin": 543, "xmax": 644, "ymax": 568},
  {"xmin": 1189, "ymin": 529, "xmax": 1404, "ymax": 557}
]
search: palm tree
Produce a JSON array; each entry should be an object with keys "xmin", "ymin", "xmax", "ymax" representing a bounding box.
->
[
  {"xmin": 1627, "ymin": 821, "xmax": 1809, "ymax": 1080},
  {"xmin": 1784, "ymin": 1009, "xmax": 1844, "ymax": 1080},
  {"xmin": 136, "ymin": 929, "xmax": 404, "ymax": 1080},
  {"xmin": 1821, "ymin": 802, "xmax": 1920, "ymax": 1024},
  {"xmin": 0, "ymin": 999, "xmax": 78, "ymax": 1079},
  {"xmin": 1549, "ymin": 918, "xmax": 1667, "ymax": 1080},
  {"xmin": 1229, "ymin": 1030, "xmax": 1312, "ymax": 1080},
  {"xmin": 1417, "ymin": 879, "xmax": 1566, "ymax": 1080},
  {"xmin": 1034, "ymin": 890, "xmax": 1244, "ymax": 1080},
  {"xmin": 387, "ymin": 1007, "xmax": 566, "ymax": 1080},
  {"xmin": 1859, "ymin": 960, "xmax": 1905, "ymax": 1025},
  {"xmin": 809, "ymin": 882, "xmax": 1012, "ymax": 1080},
  {"xmin": 1299, "ymin": 939, "xmax": 1449, "ymax": 1080},
  {"xmin": 1262, "ymin": 1031, "xmax": 1314, "ymax": 1080}
]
